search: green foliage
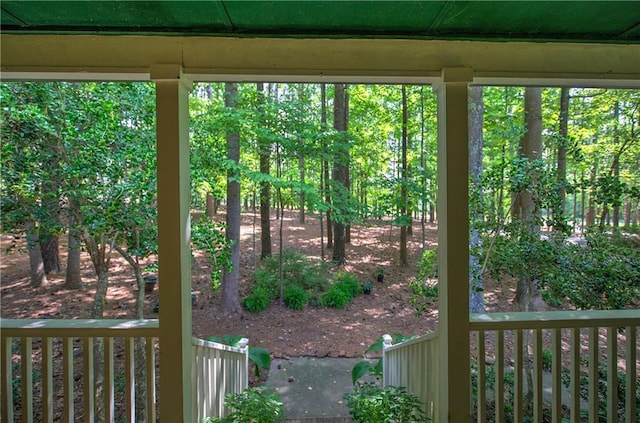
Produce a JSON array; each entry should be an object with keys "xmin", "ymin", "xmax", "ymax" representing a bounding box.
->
[
  {"xmin": 361, "ymin": 281, "xmax": 373, "ymax": 294},
  {"xmin": 334, "ymin": 271, "xmax": 362, "ymax": 298},
  {"xmin": 192, "ymin": 219, "xmax": 232, "ymax": 290},
  {"xmin": 417, "ymin": 249, "xmax": 438, "ymax": 280},
  {"xmin": 242, "ymin": 287, "xmax": 271, "ymax": 313},
  {"xmin": 253, "ymin": 249, "xmax": 329, "ymax": 301},
  {"xmin": 352, "ymin": 334, "xmax": 415, "ymax": 385},
  {"xmin": 408, "ymin": 280, "xmax": 438, "ymax": 317},
  {"xmin": 283, "ymin": 285, "xmax": 308, "ymax": 310},
  {"xmin": 485, "ymin": 225, "xmax": 640, "ymax": 310},
  {"xmin": 322, "ymin": 285, "xmax": 351, "ymax": 309},
  {"xmin": 344, "ymin": 383, "xmax": 427, "ymax": 423},
  {"xmin": 206, "ymin": 335, "xmax": 271, "ymax": 378},
  {"xmin": 202, "ymin": 387, "xmax": 285, "ymax": 423}
]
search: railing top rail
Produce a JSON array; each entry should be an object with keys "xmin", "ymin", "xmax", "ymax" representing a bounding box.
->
[
  {"xmin": 383, "ymin": 331, "xmax": 438, "ymax": 352},
  {"xmin": 0, "ymin": 318, "xmax": 160, "ymax": 338},
  {"xmin": 191, "ymin": 337, "xmax": 248, "ymax": 354},
  {"xmin": 469, "ymin": 309, "xmax": 640, "ymax": 330}
]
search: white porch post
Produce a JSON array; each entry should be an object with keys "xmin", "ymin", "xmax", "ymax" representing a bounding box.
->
[
  {"xmin": 152, "ymin": 64, "xmax": 193, "ymax": 423},
  {"xmin": 435, "ymin": 67, "xmax": 472, "ymax": 422}
]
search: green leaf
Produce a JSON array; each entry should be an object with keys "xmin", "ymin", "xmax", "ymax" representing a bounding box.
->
[{"xmin": 351, "ymin": 360, "xmax": 373, "ymax": 385}]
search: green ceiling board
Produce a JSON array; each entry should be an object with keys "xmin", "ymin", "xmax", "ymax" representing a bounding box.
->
[
  {"xmin": 222, "ymin": 1, "xmax": 444, "ymax": 33},
  {"xmin": 431, "ymin": 2, "xmax": 640, "ymax": 39},
  {"xmin": 1, "ymin": 9, "xmax": 24, "ymax": 26},
  {"xmin": 0, "ymin": 1, "xmax": 229, "ymax": 31}
]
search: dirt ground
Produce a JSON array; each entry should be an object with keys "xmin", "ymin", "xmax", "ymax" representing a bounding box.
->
[{"xmin": 0, "ymin": 210, "xmax": 515, "ymax": 360}]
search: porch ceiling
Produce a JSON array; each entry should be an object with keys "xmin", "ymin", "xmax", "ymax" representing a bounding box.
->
[{"xmin": 2, "ymin": 1, "xmax": 639, "ymax": 44}]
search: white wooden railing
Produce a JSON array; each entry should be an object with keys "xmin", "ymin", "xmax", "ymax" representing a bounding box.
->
[
  {"xmin": 382, "ymin": 331, "xmax": 439, "ymax": 421},
  {"xmin": 469, "ymin": 310, "xmax": 640, "ymax": 423},
  {"xmin": 0, "ymin": 318, "xmax": 159, "ymax": 423},
  {"xmin": 191, "ymin": 336, "xmax": 249, "ymax": 421}
]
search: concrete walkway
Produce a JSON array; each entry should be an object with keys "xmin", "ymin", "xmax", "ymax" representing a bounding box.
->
[{"xmin": 265, "ymin": 357, "xmax": 375, "ymax": 420}]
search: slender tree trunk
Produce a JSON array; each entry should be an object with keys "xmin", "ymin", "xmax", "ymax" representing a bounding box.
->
[
  {"xmin": 222, "ymin": 82, "xmax": 242, "ymax": 314},
  {"xmin": 299, "ymin": 153, "xmax": 305, "ymax": 224},
  {"xmin": 344, "ymin": 86, "xmax": 351, "ymax": 244},
  {"xmin": 556, "ymin": 87, "xmax": 569, "ymax": 229},
  {"xmin": 65, "ymin": 228, "xmax": 83, "ymax": 289},
  {"xmin": 258, "ymin": 84, "xmax": 272, "ymax": 259},
  {"xmin": 322, "ymin": 84, "xmax": 333, "ymax": 249},
  {"xmin": 332, "ymin": 83, "xmax": 348, "ymax": 265},
  {"xmin": 40, "ymin": 235, "xmax": 61, "ymax": 274},
  {"xmin": 399, "ymin": 85, "xmax": 409, "ymax": 267},
  {"xmin": 612, "ymin": 102, "xmax": 620, "ymax": 230},
  {"xmin": 420, "ymin": 87, "xmax": 427, "ymax": 251},
  {"xmin": 26, "ymin": 218, "xmax": 48, "ymax": 287},
  {"xmin": 468, "ymin": 85, "xmax": 484, "ymax": 313},
  {"xmin": 206, "ymin": 192, "xmax": 216, "ymax": 217},
  {"xmin": 514, "ymin": 87, "xmax": 543, "ymax": 312},
  {"xmin": 587, "ymin": 163, "xmax": 597, "ymax": 227}
]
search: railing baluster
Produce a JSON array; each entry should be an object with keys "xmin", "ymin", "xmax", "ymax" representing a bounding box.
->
[
  {"xmin": 83, "ymin": 337, "xmax": 95, "ymax": 423},
  {"xmin": 495, "ymin": 330, "xmax": 504, "ymax": 423},
  {"xmin": 21, "ymin": 336, "xmax": 33, "ymax": 423},
  {"xmin": 125, "ymin": 336, "xmax": 135, "ymax": 423},
  {"xmin": 514, "ymin": 329, "xmax": 523, "ymax": 423},
  {"xmin": 570, "ymin": 328, "xmax": 580, "ymax": 423},
  {"xmin": 551, "ymin": 328, "xmax": 562, "ymax": 423},
  {"xmin": 477, "ymin": 331, "xmax": 486, "ymax": 423},
  {"xmin": 104, "ymin": 337, "xmax": 114, "ymax": 423},
  {"xmin": 607, "ymin": 326, "xmax": 618, "ymax": 423},
  {"xmin": 1, "ymin": 336, "xmax": 14, "ymax": 423},
  {"xmin": 42, "ymin": 337, "xmax": 53, "ymax": 423},
  {"xmin": 533, "ymin": 328, "xmax": 543, "ymax": 422},
  {"xmin": 625, "ymin": 326, "xmax": 637, "ymax": 423},
  {"xmin": 588, "ymin": 327, "xmax": 598, "ymax": 423},
  {"xmin": 62, "ymin": 337, "xmax": 73, "ymax": 423},
  {"xmin": 145, "ymin": 336, "xmax": 156, "ymax": 423}
]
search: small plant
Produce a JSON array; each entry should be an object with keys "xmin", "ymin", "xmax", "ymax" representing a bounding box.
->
[
  {"xmin": 361, "ymin": 281, "xmax": 373, "ymax": 294},
  {"xmin": 375, "ymin": 267, "xmax": 384, "ymax": 283},
  {"xmin": 283, "ymin": 285, "xmax": 308, "ymax": 310},
  {"xmin": 202, "ymin": 387, "xmax": 285, "ymax": 423},
  {"xmin": 351, "ymin": 334, "xmax": 415, "ymax": 385},
  {"xmin": 191, "ymin": 219, "xmax": 232, "ymax": 290},
  {"xmin": 344, "ymin": 382, "xmax": 426, "ymax": 422},
  {"xmin": 335, "ymin": 271, "xmax": 362, "ymax": 298},
  {"xmin": 417, "ymin": 249, "xmax": 438, "ymax": 280},
  {"xmin": 242, "ymin": 287, "xmax": 271, "ymax": 313},
  {"xmin": 323, "ymin": 285, "xmax": 352, "ymax": 309},
  {"xmin": 207, "ymin": 335, "xmax": 271, "ymax": 378},
  {"xmin": 408, "ymin": 279, "xmax": 438, "ymax": 317}
]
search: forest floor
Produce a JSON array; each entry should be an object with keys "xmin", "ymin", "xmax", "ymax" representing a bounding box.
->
[{"xmin": 1, "ymin": 210, "xmax": 518, "ymax": 362}]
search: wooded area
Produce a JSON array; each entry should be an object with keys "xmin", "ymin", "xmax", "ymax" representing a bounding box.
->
[{"xmin": 1, "ymin": 82, "xmax": 639, "ymax": 318}]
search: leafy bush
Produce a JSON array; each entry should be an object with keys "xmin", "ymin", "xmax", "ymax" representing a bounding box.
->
[
  {"xmin": 202, "ymin": 387, "xmax": 285, "ymax": 423},
  {"xmin": 191, "ymin": 219, "xmax": 232, "ymax": 290},
  {"xmin": 206, "ymin": 335, "xmax": 271, "ymax": 378},
  {"xmin": 254, "ymin": 249, "xmax": 329, "ymax": 298},
  {"xmin": 323, "ymin": 285, "xmax": 352, "ymax": 309},
  {"xmin": 417, "ymin": 248, "xmax": 438, "ymax": 280},
  {"xmin": 408, "ymin": 279, "xmax": 438, "ymax": 317},
  {"xmin": 344, "ymin": 383, "xmax": 426, "ymax": 422},
  {"xmin": 334, "ymin": 271, "xmax": 362, "ymax": 298},
  {"xmin": 242, "ymin": 287, "xmax": 270, "ymax": 313},
  {"xmin": 283, "ymin": 285, "xmax": 308, "ymax": 310}
]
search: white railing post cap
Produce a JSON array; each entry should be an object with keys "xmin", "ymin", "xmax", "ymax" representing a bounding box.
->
[
  {"xmin": 382, "ymin": 334, "xmax": 393, "ymax": 349},
  {"xmin": 238, "ymin": 338, "xmax": 249, "ymax": 349}
]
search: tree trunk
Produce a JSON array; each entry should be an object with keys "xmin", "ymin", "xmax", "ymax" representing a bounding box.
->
[
  {"xmin": 26, "ymin": 219, "xmax": 48, "ymax": 287},
  {"xmin": 258, "ymin": 85, "xmax": 272, "ymax": 259},
  {"xmin": 612, "ymin": 101, "xmax": 620, "ymax": 230},
  {"xmin": 298, "ymin": 153, "xmax": 305, "ymax": 224},
  {"xmin": 221, "ymin": 82, "xmax": 242, "ymax": 314},
  {"xmin": 468, "ymin": 85, "xmax": 484, "ymax": 313},
  {"xmin": 65, "ymin": 227, "xmax": 83, "ymax": 289},
  {"xmin": 344, "ymin": 86, "xmax": 351, "ymax": 244},
  {"xmin": 556, "ymin": 87, "xmax": 569, "ymax": 228},
  {"xmin": 206, "ymin": 192, "xmax": 216, "ymax": 217},
  {"xmin": 399, "ymin": 85, "xmax": 409, "ymax": 267},
  {"xmin": 331, "ymin": 83, "xmax": 348, "ymax": 265},
  {"xmin": 40, "ymin": 235, "xmax": 61, "ymax": 274},
  {"xmin": 514, "ymin": 87, "xmax": 543, "ymax": 312}
]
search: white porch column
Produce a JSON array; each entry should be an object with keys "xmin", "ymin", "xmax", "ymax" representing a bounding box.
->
[
  {"xmin": 152, "ymin": 65, "xmax": 193, "ymax": 423},
  {"xmin": 435, "ymin": 67, "xmax": 472, "ymax": 422}
]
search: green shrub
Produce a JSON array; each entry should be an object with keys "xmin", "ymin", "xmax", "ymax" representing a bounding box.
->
[
  {"xmin": 344, "ymin": 383, "xmax": 426, "ymax": 422},
  {"xmin": 323, "ymin": 285, "xmax": 351, "ymax": 309},
  {"xmin": 202, "ymin": 387, "xmax": 285, "ymax": 423},
  {"xmin": 417, "ymin": 248, "xmax": 438, "ymax": 280},
  {"xmin": 242, "ymin": 287, "xmax": 270, "ymax": 313},
  {"xmin": 283, "ymin": 285, "xmax": 308, "ymax": 310},
  {"xmin": 408, "ymin": 279, "xmax": 438, "ymax": 317},
  {"xmin": 335, "ymin": 271, "xmax": 362, "ymax": 298}
]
